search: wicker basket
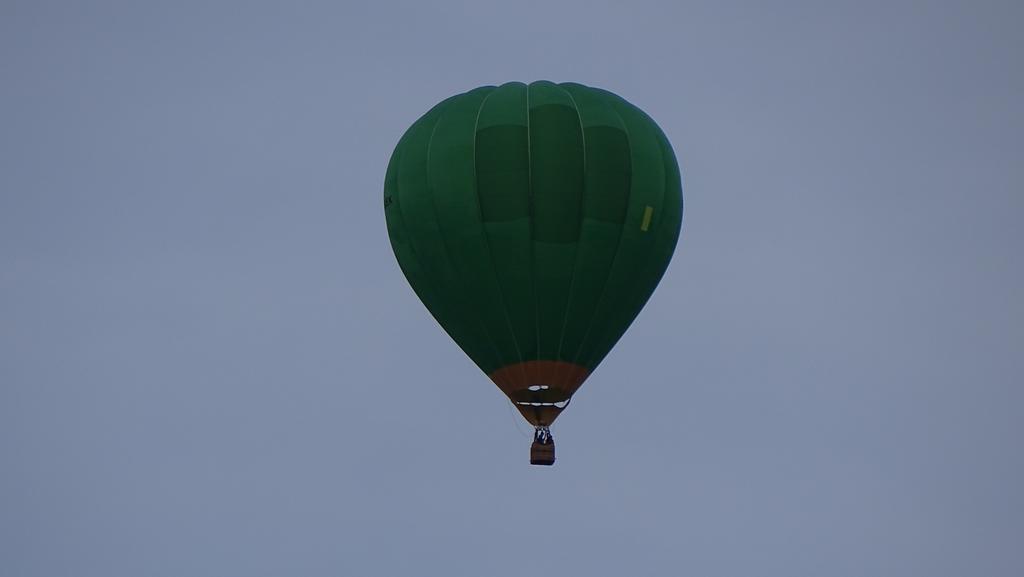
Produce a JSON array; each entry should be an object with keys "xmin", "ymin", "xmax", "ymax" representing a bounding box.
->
[{"xmin": 530, "ymin": 439, "xmax": 556, "ymax": 466}]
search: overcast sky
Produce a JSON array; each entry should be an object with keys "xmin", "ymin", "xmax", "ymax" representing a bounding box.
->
[{"xmin": 2, "ymin": 1, "xmax": 1022, "ymax": 576}]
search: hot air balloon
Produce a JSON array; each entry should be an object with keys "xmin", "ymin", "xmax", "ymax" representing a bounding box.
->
[{"xmin": 384, "ymin": 81, "xmax": 682, "ymax": 465}]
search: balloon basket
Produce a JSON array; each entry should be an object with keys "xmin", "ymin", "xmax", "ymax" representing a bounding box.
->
[{"xmin": 530, "ymin": 427, "xmax": 555, "ymax": 466}]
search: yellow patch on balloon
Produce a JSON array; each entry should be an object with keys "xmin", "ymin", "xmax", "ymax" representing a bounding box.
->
[{"xmin": 641, "ymin": 205, "xmax": 654, "ymax": 231}]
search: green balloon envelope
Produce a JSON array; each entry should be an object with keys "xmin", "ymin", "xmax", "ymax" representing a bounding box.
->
[{"xmin": 384, "ymin": 81, "xmax": 682, "ymax": 427}]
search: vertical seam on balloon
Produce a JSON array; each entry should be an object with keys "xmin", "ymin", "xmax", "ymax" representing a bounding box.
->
[
  {"xmin": 470, "ymin": 86, "xmax": 530, "ymax": 388},
  {"xmin": 566, "ymin": 91, "xmax": 636, "ymax": 371},
  {"xmin": 424, "ymin": 91, "xmax": 507, "ymax": 373},
  {"xmin": 525, "ymin": 82, "xmax": 540, "ymax": 387},
  {"xmin": 551, "ymin": 83, "xmax": 588, "ymax": 393}
]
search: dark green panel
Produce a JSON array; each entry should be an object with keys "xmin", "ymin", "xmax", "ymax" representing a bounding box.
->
[
  {"xmin": 474, "ymin": 82, "xmax": 537, "ymax": 360},
  {"xmin": 528, "ymin": 81, "xmax": 584, "ymax": 360},
  {"xmin": 528, "ymin": 83, "xmax": 584, "ymax": 244},
  {"xmin": 476, "ymin": 124, "xmax": 529, "ymax": 222},
  {"xmin": 553, "ymin": 83, "xmax": 633, "ymax": 362},
  {"xmin": 563, "ymin": 83, "xmax": 632, "ymax": 225},
  {"xmin": 581, "ymin": 127, "xmax": 631, "ymax": 223}
]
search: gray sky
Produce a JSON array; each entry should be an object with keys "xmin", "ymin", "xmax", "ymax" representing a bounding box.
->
[{"xmin": 2, "ymin": 1, "xmax": 1022, "ymax": 575}]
